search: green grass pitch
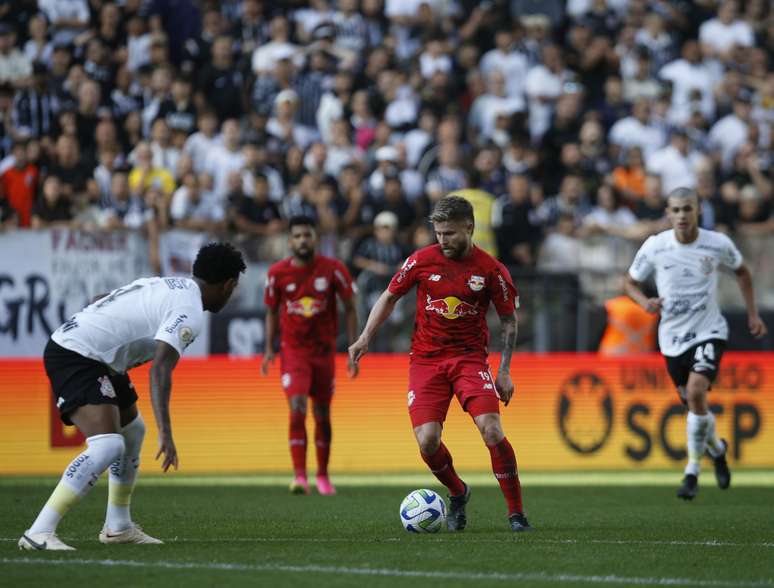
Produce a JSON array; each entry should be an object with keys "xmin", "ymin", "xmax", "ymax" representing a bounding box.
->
[{"xmin": 1, "ymin": 473, "xmax": 773, "ymax": 587}]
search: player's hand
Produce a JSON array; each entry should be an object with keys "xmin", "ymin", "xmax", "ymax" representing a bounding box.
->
[
  {"xmin": 495, "ymin": 371, "xmax": 515, "ymax": 406},
  {"xmin": 347, "ymin": 355, "xmax": 360, "ymax": 378},
  {"xmin": 348, "ymin": 337, "xmax": 368, "ymax": 365},
  {"xmin": 155, "ymin": 433, "xmax": 178, "ymax": 472},
  {"xmin": 261, "ymin": 351, "xmax": 275, "ymax": 376},
  {"xmin": 749, "ymin": 314, "xmax": 768, "ymax": 339},
  {"xmin": 644, "ymin": 297, "xmax": 663, "ymax": 313}
]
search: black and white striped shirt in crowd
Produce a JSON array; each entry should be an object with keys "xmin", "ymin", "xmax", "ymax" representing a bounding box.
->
[
  {"xmin": 426, "ymin": 166, "xmax": 467, "ymax": 194},
  {"xmin": 354, "ymin": 237, "xmax": 404, "ymax": 269},
  {"xmin": 334, "ymin": 12, "xmax": 369, "ymax": 53},
  {"xmin": 12, "ymin": 89, "xmax": 58, "ymax": 138}
]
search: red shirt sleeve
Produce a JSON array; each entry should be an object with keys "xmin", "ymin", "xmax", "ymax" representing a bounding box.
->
[
  {"xmin": 332, "ymin": 259, "xmax": 355, "ymax": 301},
  {"xmin": 388, "ymin": 252, "xmax": 420, "ymax": 297},
  {"xmin": 264, "ymin": 266, "xmax": 279, "ymax": 309},
  {"xmin": 488, "ymin": 260, "xmax": 518, "ymax": 316}
]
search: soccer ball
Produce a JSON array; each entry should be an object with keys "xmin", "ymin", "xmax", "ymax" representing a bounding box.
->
[{"xmin": 399, "ymin": 489, "xmax": 446, "ymax": 533}]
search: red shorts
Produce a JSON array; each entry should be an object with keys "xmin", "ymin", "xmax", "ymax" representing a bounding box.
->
[
  {"xmin": 407, "ymin": 355, "xmax": 500, "ymax": 427},
  {"xmin": 280, "ymin": 351, "xmax": 335, "ymax": 403}
]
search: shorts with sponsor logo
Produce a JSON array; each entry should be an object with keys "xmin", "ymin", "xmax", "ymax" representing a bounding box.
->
[
  {"xmin": 44, "ymin": 339, "xmax": 138, "ymax": 425},
  {"xmin": 280, "ymin": 350, "xmax": 335, "ymax": 402},
  {"xmin": 407, "ymin": 355, "xmax": 500, "ymax": 427},
  {"xmin": 664, "ymin": 339, "xmax": 726, "ymax": 395}
]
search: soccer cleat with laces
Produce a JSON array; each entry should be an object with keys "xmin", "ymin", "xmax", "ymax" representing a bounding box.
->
[
  {"xmin": 18, "ymin": 530, "xmax": 75, "ymax": 551},
  {"xmin": 709, "ymin": 439, "xmax": 731, "ymax": 490},
  {"xmin": 99, "ymin": 523, "xmax": 163, "ymax": 544},
  {"xmin": 289, "ymin": 476, "xmax": 311, "ymax": 495},
  {"xmin": 315, "ymin": 475, "xmax": 336, "ymax": 496},
  {"xmin": 509, "ymin": 512, "xmax": 535, "ymax": 532},
  {"xmin": 677, "ymin": 474, "xmax": 698, "ymax": 500},
  {"xmin": 446, "ymin": 483, "xmax": 471, "ymax": 532}
]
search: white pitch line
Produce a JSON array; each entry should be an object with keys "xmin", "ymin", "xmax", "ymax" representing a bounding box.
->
[
  {"xmin": 1, "ymin": 537, "xmax": 772, "ymax": 548},
  {"xmin": 1, "ymin": 557, "xmax": 772, "ymax": 587}
]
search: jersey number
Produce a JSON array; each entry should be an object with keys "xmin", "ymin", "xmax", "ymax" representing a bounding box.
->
[
  {"xmin": 95, "ymin": 284, "xmax": 144, "ymax": 308},
  {"xmin": 694, "ymin": 342, "xmax": 715, "ymax": 362}
]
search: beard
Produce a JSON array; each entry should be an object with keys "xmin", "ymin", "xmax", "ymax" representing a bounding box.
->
[{"xmin": 294, "ymin": 246, "xmax": 314, "ymax": 261}]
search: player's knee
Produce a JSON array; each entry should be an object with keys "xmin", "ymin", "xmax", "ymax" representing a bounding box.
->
[
  {"xmin": 313, "ymin": 403, "xmax": 330, "ymax": 420},
  {"xmin": 289, "ymin": 396, "xmax": 307, "ymax": 414},
  {"xmin": 477, "ymin": 416, "xmax": 504, "ymax": 446},
  {"xmin": 416, "ymin": 431, "xmax": 441, "ymax": 456},
  {"xmin": 88, "ymin": 432, "xmax": 126, "ymax": 467},
  {"xmin": 123, "ymin": 413, "xmax": 145, "ymax": 443}
]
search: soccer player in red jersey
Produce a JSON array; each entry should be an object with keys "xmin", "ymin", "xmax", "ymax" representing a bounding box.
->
[
  {"xmin": 349, "ymin": 196, "xmax": 533, "ymax": 532},
  {"xmin": 262, "ymin": 216, "xmax": 359, "ymax": 496}
]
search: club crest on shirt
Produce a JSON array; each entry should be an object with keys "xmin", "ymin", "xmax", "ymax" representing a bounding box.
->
[
  {"xmin": 314, "ymin": 277, "xmax": 328, "ymax": 291},
  {"xmin": 467, "ymin": 275, "xmax": 485, "ymax": 291},
  {"xmin": 281, "ymin": 373, "xmax": 291, "ymax": 389},
  {"xmin": 407, "ymin": 390, "xmax": 415, "ymax": 406},
  {"xmin": 97, "ymin": 376, "xmax": 116, "ymax": 399},
  {"xmin": 286, "ymin": 283, "xmax": 296, "ymax": 292},
  {"xmin": 700, "ymin": 256, "xmax": 714, "ymax": 275}
]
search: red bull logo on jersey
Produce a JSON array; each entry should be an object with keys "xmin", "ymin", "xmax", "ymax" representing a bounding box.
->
[
  {"xmin": 286, "ymin": 296, "xmax": 325, "ymax": 318},
  {"xmin": 424, "ymin": 295, "xmax": 478, "ymax": 320}
]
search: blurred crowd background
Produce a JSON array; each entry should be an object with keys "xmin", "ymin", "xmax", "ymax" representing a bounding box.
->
[{"xmin": 0, "ymin": 0, "xmax": 772, "ymax": 352}]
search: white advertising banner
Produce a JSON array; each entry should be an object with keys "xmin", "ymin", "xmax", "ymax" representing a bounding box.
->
[{"xmin": 0, "ymin": 229, "xmax": 208, "ymax": 357}]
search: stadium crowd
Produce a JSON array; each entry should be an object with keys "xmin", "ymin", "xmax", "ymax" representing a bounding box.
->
[{"xmin": 0, "ymin": 0, "xmax": 772, "ymax": 286}]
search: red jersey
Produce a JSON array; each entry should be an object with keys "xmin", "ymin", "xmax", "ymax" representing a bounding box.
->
[
  {"xmin": 0, "ymin": 165, "xmax": 38, "ymax": 227},
  {"xmin": 388, "ymin": 244, "xmax": 518, "ymax": 359},
  {"xmin": 265, "ymin": 255, "xmax": 355, "ymax": 354}
]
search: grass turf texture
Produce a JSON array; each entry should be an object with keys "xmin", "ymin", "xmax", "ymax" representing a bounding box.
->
[{"xmin": 1, "ymin": 474, "xmax": 773, "ymax": 587}]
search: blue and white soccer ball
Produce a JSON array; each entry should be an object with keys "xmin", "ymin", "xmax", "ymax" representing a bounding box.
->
[{"xmin": 399, "ymin": 489, "xmax": 446, "ymax": 533}]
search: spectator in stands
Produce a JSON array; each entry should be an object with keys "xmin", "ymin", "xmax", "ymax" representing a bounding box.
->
[
  {"xmin": 0, "ymin": 139, "xmax": 38, "ymax": 227},
  {"xmin": 612, "ymin": 147, "xmax": 648, "ymax": 204},
  {"xmin": 183, "ymin": 109, "xmax": 220, "ymax": 174},
  {"xmin": 537, "ymin": 212, "xmax": 581, "ymax": 273},
  {"xmin": 579, "ymin": 184, "xmax": 638, "ymax": 238},
  {"xmin": 128, "ymin": 141, "xmax": 175, "ymax": 201},
  {"xmin": 12, "ymin": 63, "xmax": 57, "ymax": 140},
  {"xmin": 31, "ymin": 175, "xmax": 72, "ymax": 228},
  {"xmin": 635, "ymin": 174, "xmax": 667, "ymax": 222},
  {"xmin": 157, "ymin": 76, "xmax": 197, "ymax": 137},
  {"xmin": 646, "ymin": 129, "xmax": 702, "ymax": 195},
  {"xmin": 532, "ymin": 173, "xmax": 592, "ymax": 229},
  {"xmin": 609, "ymin": 98, "xmax": 665, "ymax": 161},
  {"xmin": 205, "ymin": 118, "xmax": 245, "ymax": 200},
  {"xmin": 495, "ymin": 173, "xmax": 539, "ymax": 267},
  {"xmin": 170, "ymin": 171, "xmax": 225, "ymax": 233},
  {"xmin": 699, "ymin": 0, "xmax": 754, "ymax": 65},
  {"xmin": 709, "ymin": 91, "xmax": 754, "ymax": 171},
  {"xmin": 0, "ymin": 23, "xmax": 32, "ymax": 88},
  {"xmin": 196, "ymin": 35, "xmax": 245, "ymax": 123}
]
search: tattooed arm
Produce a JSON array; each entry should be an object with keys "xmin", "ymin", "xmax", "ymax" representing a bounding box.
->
[{"xmin": 495, "ymin": 311, "xmax": 518, "ymax": 406}]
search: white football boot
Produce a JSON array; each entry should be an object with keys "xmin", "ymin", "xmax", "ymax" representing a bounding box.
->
[
  {"xmin": 18, "ymin": 530, "xmax": 75, "ymax": 551},
  {"xmin": 99, "ymin": 523, "xmax": 163, "ymax": 544}
]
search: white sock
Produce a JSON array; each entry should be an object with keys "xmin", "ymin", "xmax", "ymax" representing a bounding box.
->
[
  {"xmin": 105, "ymin": 414, "xmax": 145, "ymax": 532},
  {"xmin": 684, "ymin": 412, "xmax": 711, "ymax": 477},
  {"xmin": 29, "ymin": 433, "xmax": 125, "ymax": 534},
  {"xmin": 704, "ymin": 412, "xmax": 724, "ymax": 458}
]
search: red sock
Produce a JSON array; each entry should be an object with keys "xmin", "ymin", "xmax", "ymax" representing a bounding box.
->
[
  {"xmin": 289, "ymin": 410, "xmax": 307, "ymax": 478},
  {"xmin": 488, "ymin": 437, "xmax": 523, "ymax": 515},
  {"xmin": 421, "ymin": 442, "xmax": 465, "ymax": 496},
  {"xmin": 313, "ymin": 411, "xmax": 332, "ymax": 477}
]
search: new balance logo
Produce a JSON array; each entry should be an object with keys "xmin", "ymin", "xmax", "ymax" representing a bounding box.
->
[
  {"xmin": 663, "ymin": 265, "xmax": 676, "ymax": 270},
  {"xmin": 428, "ymin": 274, "xmax": 442, "ymax": 282}
]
